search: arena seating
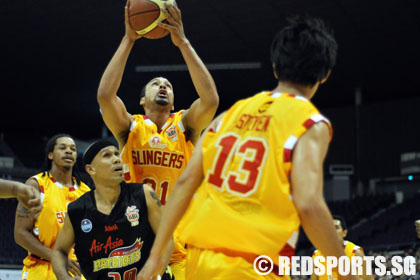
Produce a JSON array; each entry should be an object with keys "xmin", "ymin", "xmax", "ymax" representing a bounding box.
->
[
  {"xmin": 349, "ymin": 193, "xmax": 420, "ymax": 250},
  {"xmin": 328, "ymin": 194, "xmax": 395, "ymax": 227},
  {"xmin": 297, "ymin": 193, "xmax": 420, "ymax": 255}
]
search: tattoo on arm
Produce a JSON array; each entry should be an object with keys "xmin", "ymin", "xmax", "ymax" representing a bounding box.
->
[
  {"xmin": 16, "ymin": 204, "xmax": 31, "ymax": 219},
  {"xmin": 149, "ymin": 191, "xmax": 162, "ymax": 207}
]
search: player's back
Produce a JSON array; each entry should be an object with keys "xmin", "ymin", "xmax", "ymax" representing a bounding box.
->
[{"xmin": 180, "ymin": 91, "xmax": 332, "ymax": 263}]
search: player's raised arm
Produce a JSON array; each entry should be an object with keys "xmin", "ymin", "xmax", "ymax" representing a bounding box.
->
[
  {"xmin": 158, "ymin": 3, "xmax": 219, "ymax": 144},
  {"xmin": 97, "ymin": 0, "xmax": 141, "ymax": 147},
  {"xmin": 291, "ymin": 122, "xmax": 353, "ymax": 280},
  {"xmin": 52, "ymin": 215, "xmax": 81, "ymax": 280}
]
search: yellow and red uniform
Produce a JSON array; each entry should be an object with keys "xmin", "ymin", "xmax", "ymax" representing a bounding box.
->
[
  {"xmin": 180, "ymin": 91, "xmax": 332, "ymax": 279},
  {"xmin": 312, "ymin": 240, "xmax": 363, "ymax": 280},
  {"xmin": 121, "ymin": 111, "xmax": 194, "ymax": 205},
  {"xmin": 21, "ymin": 172, "xmax": 90, "ymax": 280},
  {"xmin": 121, "ymin": 110, "xmax": 194, "ymax": 279}
]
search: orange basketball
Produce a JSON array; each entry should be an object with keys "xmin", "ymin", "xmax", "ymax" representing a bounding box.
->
[{"xmin": 128, "ymin": 0, "xmax": 175, "ymax": 39}]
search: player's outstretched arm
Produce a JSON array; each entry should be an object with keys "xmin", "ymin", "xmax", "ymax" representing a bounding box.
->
[
  {"xmin": 97, "ymin": 0, "xmax": 140, "ymax": 147},
  {"xmin": 52, "ymin": 215, "xmax": 81, "ymax": 280},
  {"xmin": 137, "ymin": 136, "xmax": 206, "ymax": 280},
  {"xmin": 0, "ymin": 179, "xmax": 41, "ymax": 217},
  {"xmin": 158, "ymin": 3, "xmax": 219, "ymax": 144},
  {"xmin": 14, "ymin": 178, "xmax": 54, "ymax": 260},
  {"xmin": 291, "ymin": 122, "xmax": 356, "ymax": 280},
  {"xmin": 143, "ymin": 184, "xmax": 174, "ymax": 276}
]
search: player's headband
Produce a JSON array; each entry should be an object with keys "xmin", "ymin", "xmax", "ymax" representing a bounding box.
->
[{"xmin": 83, "ymin": 139, "xmax": 117, "ymax": 166}]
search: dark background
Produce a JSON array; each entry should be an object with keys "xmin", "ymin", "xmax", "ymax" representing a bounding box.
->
[
  {"xmin": 0, "ymin": 0, "xmax": 419, "ymax": 265},
  {"xmin": 1, "ymin": 0, "xmax": 419, "ymax": 182}
]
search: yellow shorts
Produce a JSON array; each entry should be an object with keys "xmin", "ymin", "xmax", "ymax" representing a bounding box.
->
[
  {"xmin": 170, "ymin": 228, "xmax": 187, "ymax": 263},
  {"xmin": 185, "ymin": 247, "xmax": 287, "ymax": 280},
  {"xmin": 21, "ymin": 261, "xmax": 56, "ymax": 280},
  {"xmin": 169, "ymin": 258, "xmax": 185, "ymax": 280},
  {"xmin": 169, "ymin": 227, "xmax": 187, "ymax": 280}
]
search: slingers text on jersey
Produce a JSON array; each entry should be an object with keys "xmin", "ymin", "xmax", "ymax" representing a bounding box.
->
[{"xmin": 131, "ymin": 149, "xmax": 184, "ymax": 169}]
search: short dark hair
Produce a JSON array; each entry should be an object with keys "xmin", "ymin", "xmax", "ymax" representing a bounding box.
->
[
  {"xmin": 270, "ymin": 15, "xmax": 338, "ymax": 87},
  {"xmin": 333, "ymin": 215, "xmax": 347, "ymax": 231}
]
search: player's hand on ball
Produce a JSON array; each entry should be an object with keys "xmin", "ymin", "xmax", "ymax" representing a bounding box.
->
[
  {"xmin": 125, "ymin": 0, "xmax": 143, "ymax": 42},
  {"xmin": 158, "ymin": 3, "xmax": 188, "ymax": 47}
]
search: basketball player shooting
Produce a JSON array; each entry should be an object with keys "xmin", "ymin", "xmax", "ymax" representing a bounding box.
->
[{"xmin": 97, "ymin": 2, "xmax": 219, "ymax": 279}]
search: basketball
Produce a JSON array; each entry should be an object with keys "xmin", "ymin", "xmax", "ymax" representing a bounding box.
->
[{"xmin": 128, "ymin": 0, "xmax": 175, "ymax": 39}]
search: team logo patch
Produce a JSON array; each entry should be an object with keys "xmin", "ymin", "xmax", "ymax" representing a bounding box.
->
[
  {"xmin": 125, "ymin": 205, "xmax": 140, "ymax": 226},
  {"xmin": 109, "ymin": 238, "xmax": 143, "ymax": 258},
  {"xmin": 81, "ymin": 219, "xmax": 92, "ymax": 233},
  {"xmin": 92, "ymin": 238, "xmax": 143, "ymax": 272},
  {"xmin": 148, "ymin": 136, "xmax": 167, "ymax": 149},
  {"xmin": 166, "ymin": 125, "xmax": 178, "ymax": 141}
]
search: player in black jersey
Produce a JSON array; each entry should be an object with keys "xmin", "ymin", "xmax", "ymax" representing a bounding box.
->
[{"xmin": 51, "ymin": 140, "xmax": 174, "ymax": 280}]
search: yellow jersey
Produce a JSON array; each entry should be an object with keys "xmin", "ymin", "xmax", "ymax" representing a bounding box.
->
[
  {"xmin": 180, "ymin": 91, "xmax": 332, "ymax": 265},
  {"xmin": 312, "ymin": 240, "xmax": 362, "ymax": 280},
  {"xmin": 23, "ymin": 172, "xmax": 90, "ymax": 266},
  {"xmin": 121, "ymin": 111, "xmax": 194, "ymax": 205}
]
